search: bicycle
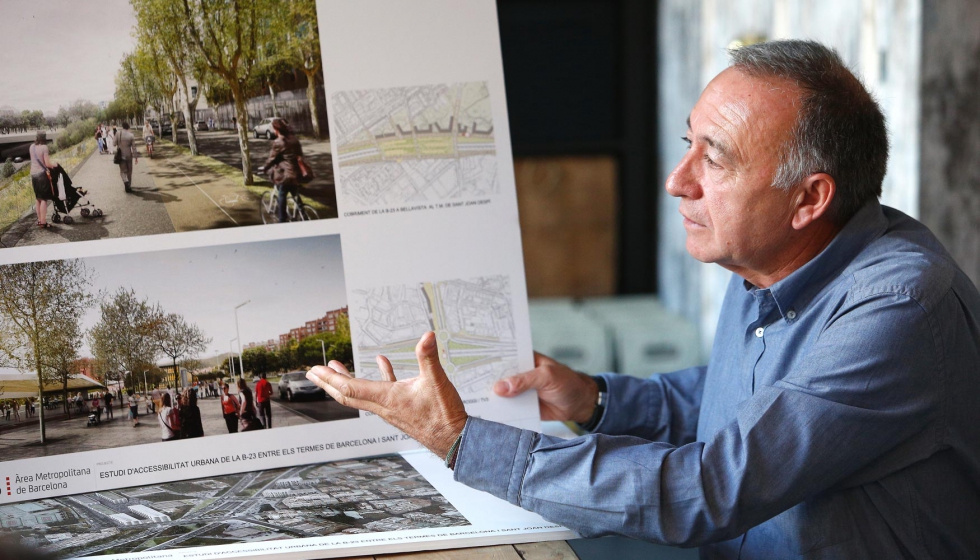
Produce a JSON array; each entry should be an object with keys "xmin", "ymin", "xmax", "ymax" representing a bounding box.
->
[{"xmin": 259, "ymin": 183, "xmax": 319, "ymax": 224}]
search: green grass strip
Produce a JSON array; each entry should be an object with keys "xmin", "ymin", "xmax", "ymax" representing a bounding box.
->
[
  {"xmin": 160, "ymin": 140, "xmax": 333, "ymax": 216},
  {"xmin": 0, "ymin": 138, "xmax": 95, "ymax": 233}
]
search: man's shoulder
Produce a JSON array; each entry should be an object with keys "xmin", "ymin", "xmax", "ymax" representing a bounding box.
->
[{"xmin": 844, "ymin": 208, "xmax": 969, "ymax": 311}]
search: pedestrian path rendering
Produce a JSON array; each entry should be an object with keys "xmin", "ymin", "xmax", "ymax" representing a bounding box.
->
[
  {"xmin": 143, "ymin": 142, "xmax": 263, "ymax": 231},
  {"xmin": 4, "ymin": 139, "xmax": 264, "ymax": 248}
]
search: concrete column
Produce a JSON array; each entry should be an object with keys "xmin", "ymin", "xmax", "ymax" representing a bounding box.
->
[{"xmin": 919, "ymin": 0, "xmax": 980, "ymax": 286}]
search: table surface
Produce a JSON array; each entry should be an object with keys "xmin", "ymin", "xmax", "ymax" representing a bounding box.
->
[
  {"xmin": 342, "ymin": 541, "xmax": 580, "ymax": 560},
  {"xmin": 333, "ymin": 538, "xmax": 699, "ymax": 560}
]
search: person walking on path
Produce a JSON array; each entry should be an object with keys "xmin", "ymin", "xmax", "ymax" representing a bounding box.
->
[
  {"xmin": 220, "ymin": 383, "xmax": 240, "ymax": 433},
  {"xmin": 114, "ymin": 122, "xmax": 139, "ymax": 193},
  {"xmin": 104, "ymin": 126, "xmax": 116, "ymax": 155},
  {"xmin": 91, "ymin": 394, "xmax": 101, "ymax": 423},
  {"xmin": 104, "ymin": 391, "xmax": 114, "ymax": 420},
  {"xmin": 28, "ymin": 131, "xmax": 57, "ymax": 228},
  {"xmin": 150, "ymin": 386, "xmax": 160, "ymax": 414},
  {"xmin": 178, "ymin": 388, "xmax": 204, "ymax": 439},
  {"xmin": 236, "ymin": 378, "xmax": 263, "ymax": 432},
  {"xmin": 157, "ymin": 393, "xmax": 178, "ymax": 441},
  {"xmin": 127, "ymin": 390, "xmax": 140, "ymax": 427},
  {"xmin": 142, "ymin": 121, "xmax": 155, "ymax": 158},
  {"xmin": 11, "ymin": 400, "xmax": 20, "ymax": 423},
  {"xmin": 94, "ymin": 127, "xmax": 105, "ymax": 155},
  {"xmin": 254, "ymin": 372, "xmax": 273, "ymax": 429}
]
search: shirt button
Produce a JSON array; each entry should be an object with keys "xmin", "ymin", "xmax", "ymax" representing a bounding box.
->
[
  {"xmin": 786, "ymin": 310, "xmax": 797, "ymax": 320},
  {"xmin": 755, "ymin": 327, "xmax": 765, "ymax": 338}
]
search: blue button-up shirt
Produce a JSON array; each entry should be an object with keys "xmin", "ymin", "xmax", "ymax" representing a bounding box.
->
[{"xmin": 455, "ymin": 200, "xmax": 980, "ymax": 558}]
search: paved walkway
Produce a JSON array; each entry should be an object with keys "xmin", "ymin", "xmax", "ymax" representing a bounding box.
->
[
  {"xmin": 4, "ymin": 137, "xmax": 267, "ymax": 247},
  {"xmin": 7, "ymin": 147, "xmax": 175, "ymax": 247},
  {"xmin": 0, "ymin": 394, "xmax": 310, "ymax": 461},
  {"xmin": 144, "ymin": 141, "xmax": 263, "ymax": 231}
]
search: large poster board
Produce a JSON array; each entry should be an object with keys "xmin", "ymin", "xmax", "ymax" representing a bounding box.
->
[{"xmin": 0, "ymin": 0, "xmax": 571, "ymax": 557}]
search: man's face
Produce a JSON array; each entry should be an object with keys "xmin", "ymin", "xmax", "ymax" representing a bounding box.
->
[{"xmin": 666, "ymin": 68, "xmax": 804, "ymax": 279}]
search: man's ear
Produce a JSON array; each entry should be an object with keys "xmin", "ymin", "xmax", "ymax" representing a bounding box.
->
[{"xmin": 792, "ymin": 172, "xmax": 835, "ymax": 230}]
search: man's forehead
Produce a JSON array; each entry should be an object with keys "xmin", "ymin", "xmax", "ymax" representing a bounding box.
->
[{"xmin": 688, "ymin": 69, "xmax": 801, "ymax": 155}]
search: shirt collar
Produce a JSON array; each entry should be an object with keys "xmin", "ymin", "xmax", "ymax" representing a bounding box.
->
[{"xmin": 746, "ymin": 199, "xmax": 889, "ymax": 319}]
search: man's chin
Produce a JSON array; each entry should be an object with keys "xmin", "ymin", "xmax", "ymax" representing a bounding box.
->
[{"xmin": 685, "ymin": 240, "xmax": 714, "ymax": 263}]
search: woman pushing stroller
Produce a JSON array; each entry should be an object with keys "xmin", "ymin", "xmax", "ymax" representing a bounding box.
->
[{"xmin": 28, "ymin": 131, "xmax": 57, "ymax": 228}]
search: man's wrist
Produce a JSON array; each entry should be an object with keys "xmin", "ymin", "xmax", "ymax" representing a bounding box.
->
[
  {"xmin": 432, "ymin": 415, "xmax": 468, "ymax": 458},
  {"xmin": 577, "ymin": 375, "xmax": 608, "ymax": 432}
]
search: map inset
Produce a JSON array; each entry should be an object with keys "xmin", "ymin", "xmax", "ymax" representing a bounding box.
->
[
  {"xmin": 2, "ymin": 456, "xmax": 468, "ymax": 558},
  {"xmin": 332, "ymin": 82, "xmax": 498, "ymax": 209},
  {"xmin": 352, "ymin": 276, "xmax": 517, "ymax": 395}
]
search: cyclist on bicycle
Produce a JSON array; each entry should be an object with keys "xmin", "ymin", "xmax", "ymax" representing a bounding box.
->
[
  {"xmin": 142, "ymin": 121, "xmax": 155, "ymax": 158},
  {"xmin": 262, "ymin": 118, "xmax": 305, "ymax": 223}
]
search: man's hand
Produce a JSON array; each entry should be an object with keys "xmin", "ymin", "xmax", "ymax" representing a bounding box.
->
[
  {"xmin": 306, "ymin": 332, "xmax": 467, "ymax": 458},
  {"xmin": 493, "ymin": 353, "xmax": 599, "ymax": 423}
]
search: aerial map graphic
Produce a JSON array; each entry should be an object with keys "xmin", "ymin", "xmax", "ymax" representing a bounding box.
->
[
  {"xmin": 2, "ymin": 456, "xmax": 468, "ymax": 558},
  {"xmin": 352, "ymin": 276, "xmax": 517, "ymax": 395},
  {"xmin": 332, "ymin": 82, "xmax": 498, "ymax": 209}
]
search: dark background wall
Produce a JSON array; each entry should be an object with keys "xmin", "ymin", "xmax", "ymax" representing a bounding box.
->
[{"xmin": 497, "ymin": 0, "xmax": 658, "ymax": 297}]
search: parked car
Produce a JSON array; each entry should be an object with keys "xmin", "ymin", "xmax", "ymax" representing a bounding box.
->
[
  {"xmin": 277, "ymin": 371, "xmax": 327, "ymax": 401},
  {"xmin": 253, "ymin": 118, "xmax": 275, "ymax": 139},
  {"xmin": 196, "ymin": 120, "xmax": 209, "ymax": 131},
  {"xmin": 148, "ymin": 120, "xmax": 172, "ymax": 136}
]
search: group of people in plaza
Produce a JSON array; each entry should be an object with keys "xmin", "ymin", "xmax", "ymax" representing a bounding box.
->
[
  {"xmin": 156, "ymin": 387, "xmax": 204, "ymax": 441},
  {"xmin": 218, "ymin": 373, "xmax": 273, "ymax": 435},
  {"xmin": 69, "ymin": 389, "xmax": 118, "ymax": 423},
  {"xmin": 105, "ymin": 374, "xmax": 277, "ymax": 442},
  {"xmin": 1, "ymin": 398, "xmax": 36, "ymax": 422},
  {"xmin": 93, "ymin": 123, "xmax": 117, "ymax": 156}
]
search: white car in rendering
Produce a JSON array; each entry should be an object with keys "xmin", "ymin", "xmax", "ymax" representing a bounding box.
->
[
  {"xmin": 253, "ymin": 118, "xmax": 275, "ymax": 139},
  {"xmin": 277, "ymin": 371, "xmax": 327, "ymax": 401}
]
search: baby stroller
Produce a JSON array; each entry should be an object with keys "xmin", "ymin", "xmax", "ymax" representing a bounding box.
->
[
  {"xmin": 86, "ymin": 410, "xmax": 101, "ymax": 426},
  {"xmin": 46, "ymin": 165, "xmax": 103, "ymax": 225}
]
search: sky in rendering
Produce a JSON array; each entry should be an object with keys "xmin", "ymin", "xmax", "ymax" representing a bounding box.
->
[
  {"xmin": 79, "ymin": 235, "xmax": 347, "ymax": 360},
  {"xmin": 0, "ymin": 0, "xmax": 138, "ymax": 114}
]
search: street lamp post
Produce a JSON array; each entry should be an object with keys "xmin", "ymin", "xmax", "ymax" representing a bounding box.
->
[
  {"xmin": 229, "ymin": 338, "xmax": 238, "ymax": 379},
  {"xmin": 321, "ymin": 340, "xmax": 327, "ymax": 366},
  {"xmin": 142, "ymin": 370, "xmax": 148, "ymax": 397},
  {"xmin": 234, "ymin": 300, "xmax": 250, "ymax": 379}
]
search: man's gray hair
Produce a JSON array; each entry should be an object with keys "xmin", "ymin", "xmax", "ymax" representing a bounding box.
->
[{"xmin": 729, "ymin": 40, "xmax": 889, "ymax": 225}]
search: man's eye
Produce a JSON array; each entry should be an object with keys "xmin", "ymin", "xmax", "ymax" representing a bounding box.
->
[{"xmin": 703, "ymin": 153, "xmax": 721, "ymax": 169}]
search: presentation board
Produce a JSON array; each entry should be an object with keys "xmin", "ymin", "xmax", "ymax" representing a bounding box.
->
[{"xmin": 0, "ymin": 0, "xmax": 573, "ymax": 557}]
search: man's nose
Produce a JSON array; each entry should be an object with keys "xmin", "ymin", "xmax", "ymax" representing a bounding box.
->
[{"xmin": 665, "ymin": 151, "xmax": 700, "ymax": 199}]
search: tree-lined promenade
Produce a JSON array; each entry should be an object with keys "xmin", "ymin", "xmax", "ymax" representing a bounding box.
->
[
  {"xmin": 0, "ymin": 251, "xmax": 353, "ymax": 451},
  {"xmin": 0, "ymin": 260, "xmax": 209, "ymax": 445},
  {"xmin": 117, "ymin": 0, "xmax": 325, "ymax": 185}
]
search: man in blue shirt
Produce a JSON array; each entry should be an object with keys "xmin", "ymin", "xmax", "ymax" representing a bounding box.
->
[{"xmin": 308, "ymin": 40, "xmax": 980, "ymax": 558}]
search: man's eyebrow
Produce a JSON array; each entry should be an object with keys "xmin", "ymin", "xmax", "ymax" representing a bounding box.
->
[{"xmin": 685, "ymin": 115, "xmax": 736, "ymax": 163}]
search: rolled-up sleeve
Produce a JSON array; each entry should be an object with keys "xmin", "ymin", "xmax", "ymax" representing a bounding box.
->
[
  {"xmin": 592, "ymin": 366, "xmax": 706, "ymax": 446},
  {"xmin": 454, "ymin": 291, "xmax": 943, "ymax": 546}
]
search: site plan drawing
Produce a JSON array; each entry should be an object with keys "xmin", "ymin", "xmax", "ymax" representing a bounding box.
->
[
  {"xmin": 352, "ymin": 276, "xmax": 517, "ymax": 395},
  {"xmin": 332, "ymin": 82, "xmax": 498, "ymax": 209},
  {"xmin": 2, "ymin": 455, "xmax": 468, "ymax": 558}
]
